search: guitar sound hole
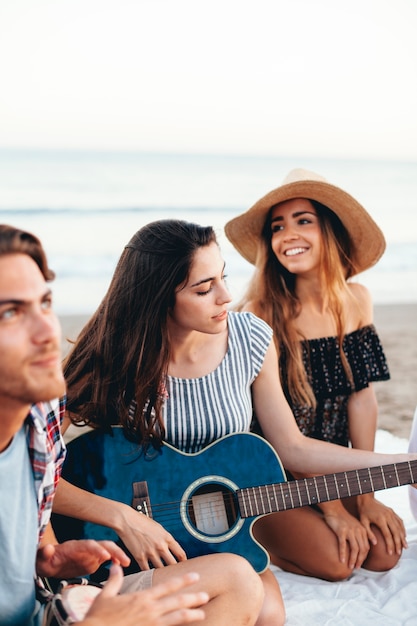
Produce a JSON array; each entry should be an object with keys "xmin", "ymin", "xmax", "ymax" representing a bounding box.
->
[{"xmin": 187, "ymin": 484, "xmax": 238, "ymax": 536}]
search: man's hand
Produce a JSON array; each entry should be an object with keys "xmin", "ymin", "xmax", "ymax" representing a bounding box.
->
[
  {"xmin": 36, "ymin": 539, "xmax": 131, "ymax": 579},
  {"xmin": 80, "ymin": 565, "xmax": 208, "ymax": 626}
]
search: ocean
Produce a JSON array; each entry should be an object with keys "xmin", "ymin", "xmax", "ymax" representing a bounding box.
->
[{"xmin": 0, "ymin": 148, "xmax": 416, "ymax": 314}]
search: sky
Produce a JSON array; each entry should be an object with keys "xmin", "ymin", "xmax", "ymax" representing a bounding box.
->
[{"xmin": 1, "ymin": 0, "xmax": 417, "ymax": 160}]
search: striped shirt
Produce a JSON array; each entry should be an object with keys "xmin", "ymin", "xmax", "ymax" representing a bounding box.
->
[
  {"xmin": 26, "ymin": 398, "xmax": 66, "ymax": 542},
  {"xmin": 163, "ymin": 311, "xmax": 273, "ymax": 453}
]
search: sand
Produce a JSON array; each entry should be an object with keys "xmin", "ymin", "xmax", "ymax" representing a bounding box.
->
[
  {"xmin": 373, "ymin": 303, "xmax": 416, "ymax": 439},
  {"xmin": 59, "ymin": 302, "xmax": 417, "ymax": 440}
]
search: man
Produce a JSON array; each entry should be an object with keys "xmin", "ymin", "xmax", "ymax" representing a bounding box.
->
[{"xmin": 0, "ymin": 224, "xmax": 263, "ymax": 626}]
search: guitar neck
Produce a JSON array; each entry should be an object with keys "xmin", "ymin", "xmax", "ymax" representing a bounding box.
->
[{"xmin": 237, "ymin": 460, "xmax": 417, "ymax": 518}]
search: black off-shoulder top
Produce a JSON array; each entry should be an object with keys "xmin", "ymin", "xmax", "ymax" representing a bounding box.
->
[{"xmin": 279, "ymin": 324, "xmax": 390, "ymax": 447}]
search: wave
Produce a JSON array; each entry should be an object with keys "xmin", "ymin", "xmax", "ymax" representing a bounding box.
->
[{"xmin": 0, "ymin": 205, "xmax": 237, "ymax": 215}]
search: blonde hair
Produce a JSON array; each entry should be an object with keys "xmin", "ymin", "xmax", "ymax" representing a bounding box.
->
[{"xmin": 237, "ymin": 201, "xmax": 359, "ymax": 408}]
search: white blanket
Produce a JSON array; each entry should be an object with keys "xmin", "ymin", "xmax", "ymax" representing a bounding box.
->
[{"xmin": 273, "ymin": 431, "xmax": 417, "ymax": 625}]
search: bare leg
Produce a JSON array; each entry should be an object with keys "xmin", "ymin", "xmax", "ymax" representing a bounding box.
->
[
  {"xmin": 255, "ymin": 568, "xmax": 285, "ymax": 626},
  {"xmin": 254, "ymin": 502, "xmax": 401, "ymax": 583},
  {"xmin": 153, "ymin": 553, "xmax": 264, "ymax": 625},
  {"xmin": 254, "ymin": 508, "xmax": 355, "ymax": 582}
]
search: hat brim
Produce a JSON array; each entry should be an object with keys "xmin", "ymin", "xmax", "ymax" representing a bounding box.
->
[{"xmin": 225, "ymin": 179, "xmax": 386, "ymax": 274}]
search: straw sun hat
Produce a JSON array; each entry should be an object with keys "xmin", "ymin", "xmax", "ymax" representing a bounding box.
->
[{"xmin": 225, "ymin": 168, "xmax": 386, "ymax": 274}]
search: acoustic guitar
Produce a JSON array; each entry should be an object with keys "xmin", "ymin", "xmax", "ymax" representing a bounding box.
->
[{"xmin": 53, "ymin": 427, "xmax": 417, "ymax": 573}]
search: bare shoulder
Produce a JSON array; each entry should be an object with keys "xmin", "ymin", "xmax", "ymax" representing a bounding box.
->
[
  {"xmin": 347, "ymin": 282, "xmax": 373, "ymax": 326},
  {"xmin": 241, "ymin": 299, "xmax": 261, "ymax": 316}
]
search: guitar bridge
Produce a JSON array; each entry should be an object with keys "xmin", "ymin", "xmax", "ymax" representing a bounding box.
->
[{"xmin": 132, "ymin": 481, "xmax": 152, "ymax": 518}]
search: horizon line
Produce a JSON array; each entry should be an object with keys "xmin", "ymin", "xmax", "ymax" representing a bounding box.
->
[{"xmin": 1, "ymin": 145, "xmax": 417, "ymax": 165}]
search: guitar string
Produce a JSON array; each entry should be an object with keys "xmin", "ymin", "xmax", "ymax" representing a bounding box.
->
[{"xmin": 127, "ymin": 463, "xmax": 416, "ymax": 525}]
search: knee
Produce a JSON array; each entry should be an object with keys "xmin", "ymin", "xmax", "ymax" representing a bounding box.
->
[
  {"xmin": 256, "ymin": 568, "xmax": 285, "ymax": 626},
  {"xmin": 256, "ymin": 597, "xmax": 286, "ymax": 626},
  {"xmin": 311, "ymin": 544, "xmax": 402, "ymax": 581},
  {"xmin": 314, "ymin": 557, "xmax": 353, "ymax": 582},
  {"xmin": 324, "ymin": 565, "xmax": 353, "ymax": 582},
  {"xmin": 325, "ymin": 548, "xmax": 401, "ymax": 581},
  {"xmin": 363, "ymin": 546, "xmax": 402, "ymax": 572},
  {"xmin": 217, "ymin": 553, "xmax": 265, "ymax": 616},
  {"xmin": 223, "ymin": 553, "xmax": 264, "ymax": 594}
]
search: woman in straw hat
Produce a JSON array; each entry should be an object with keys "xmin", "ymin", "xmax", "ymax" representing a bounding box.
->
[{"xmin": 225, "ymin": 169, "xmax": 406, "ymax": 581}]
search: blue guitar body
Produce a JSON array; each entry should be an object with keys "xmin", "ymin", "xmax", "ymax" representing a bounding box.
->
[{"xmin": 54, "ymin": 428, "xmax": 286, "ymax": 573}]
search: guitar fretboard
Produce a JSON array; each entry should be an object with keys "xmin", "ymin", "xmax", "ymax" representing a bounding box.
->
[{"xmin": 237, "ymin": 460, "xmax": 417, "ymax": 518}]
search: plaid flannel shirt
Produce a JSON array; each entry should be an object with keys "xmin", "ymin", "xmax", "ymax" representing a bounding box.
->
[{"xmin": 26, "ymin": 397, "xmax": 67, "ymax": 543}]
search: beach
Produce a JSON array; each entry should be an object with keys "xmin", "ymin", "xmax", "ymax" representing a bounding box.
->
[
  {"xmin": 60, "ymin": 302, "xmax": 417, "ymax": 441},
  {"xmin": 373, "ymin": 303, "xmax": 417, "ymax": 439}
]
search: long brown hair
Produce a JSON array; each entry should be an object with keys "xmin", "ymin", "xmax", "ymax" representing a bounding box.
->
[
  {"xmin": 64, "ymin": 219, "xmax": 217, "ymax": 444},
  {"xmin": 237, "ymin": 201, "xmax": 358, "ymax": 407}
]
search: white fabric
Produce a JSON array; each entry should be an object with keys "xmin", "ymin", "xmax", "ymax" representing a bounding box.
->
[
  {"xmin": 274, "ymin": 430, "xmax": 417, "ymax": 625},
  {"xmin": 120, "ymin": 569, "xmax": 154, "ymax": 593}
]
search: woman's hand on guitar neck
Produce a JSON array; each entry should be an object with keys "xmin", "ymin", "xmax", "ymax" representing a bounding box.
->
[{"xmin": 114, "ymin": 502, "xmax": 187, "ymax": 570}]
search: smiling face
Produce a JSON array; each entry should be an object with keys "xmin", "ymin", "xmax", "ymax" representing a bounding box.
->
[
  {"xmin": 269, "ymin": 198, "xmax": 323, "ymax": 276},
  {"xmin": 0, "ymin": 253, "xmax": 65, "ymax": 421},
  {"xmin": 169, "ymin": 242, "xmax": 232, "ymax": 335}
]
